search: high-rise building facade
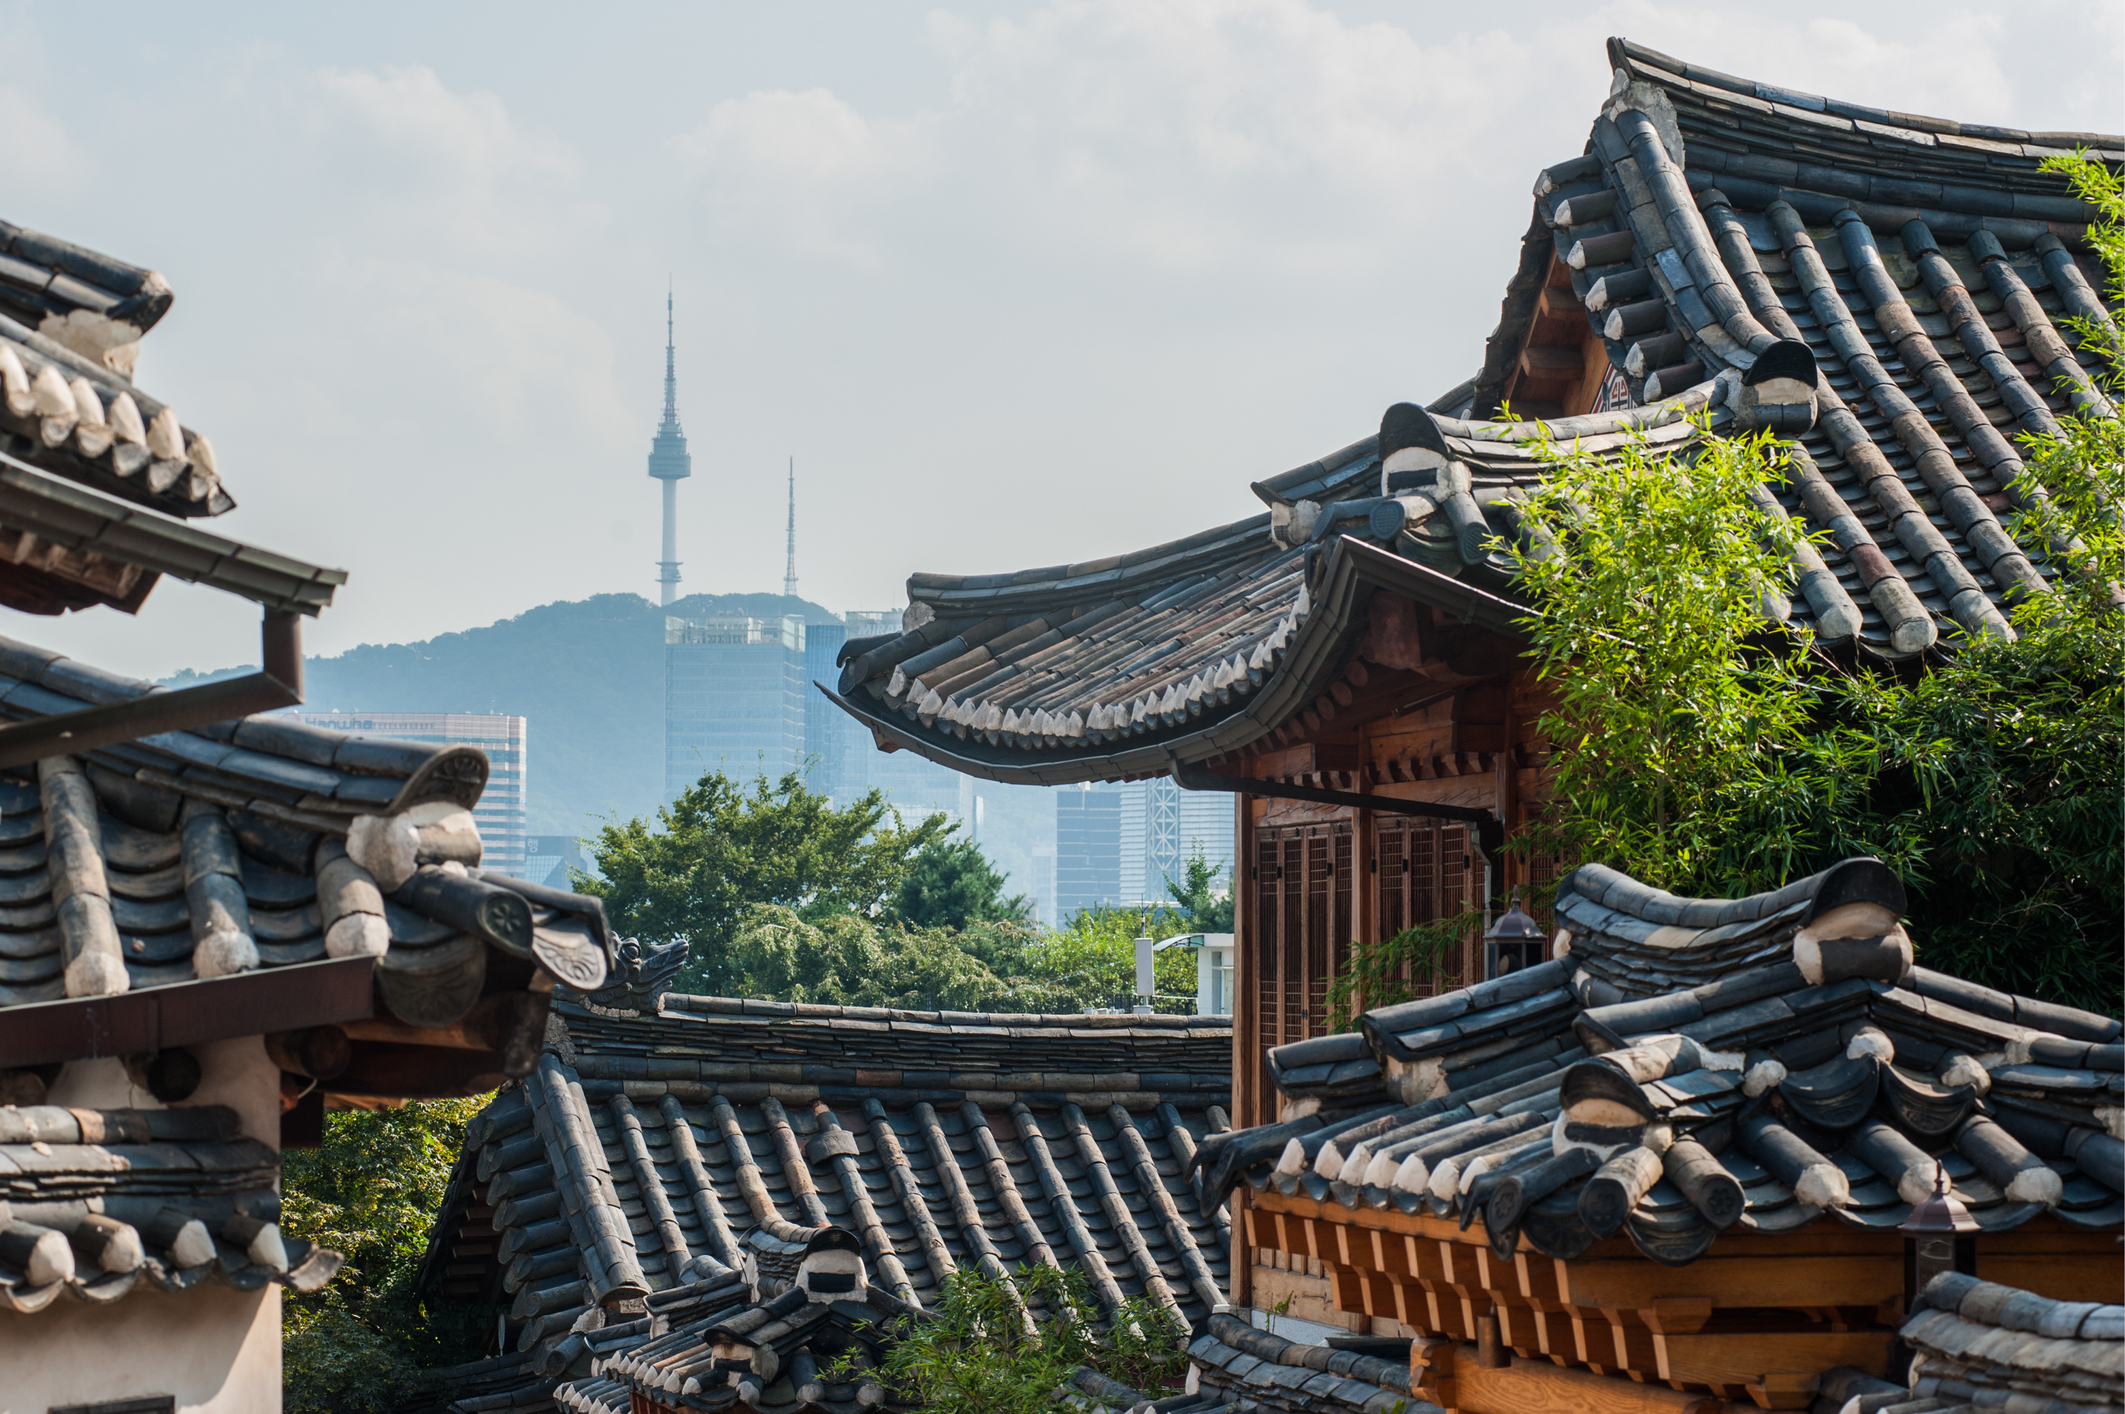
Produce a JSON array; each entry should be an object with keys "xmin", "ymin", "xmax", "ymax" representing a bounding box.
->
[
  {"xmin": 1055, "ymin": 788, "xmax": 1122, "ymax": 921},
  {"xmin": 521, "ymin": 835, "xmax": 586, "ymax": 889},
  {"xmin": 664, "ymin": 614, "xmax": 807, "ymax": 799},
  {"xmin": 801, "ymin": 618, "xmax": 845, "ymax": 795},
  {"xmin": 288, "ymin": 712, "xmax": 528, "ymax": 876},
  {"xmin": 1119, "ymin": 776, "xmax": 1235, "ymax": 905}
]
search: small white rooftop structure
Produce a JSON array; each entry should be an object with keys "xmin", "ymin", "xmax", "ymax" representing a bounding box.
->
[{"xmin": 1155, "ymin": 931, "xmax": 1235, "ymax": 1016}]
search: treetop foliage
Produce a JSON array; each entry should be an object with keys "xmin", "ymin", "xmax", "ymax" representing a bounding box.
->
[
  {"xmin": 588, "ymin": 767, "xmax": 1230, "ymax": 1010},
  {"xmin": 1496, "ymin": 157, "xmax": 2122, "ymax": 1011},
  {"xmin": 891, "ymin": 835, "xmax": 1032, "ymax": 930},
  {"xmin": 1509, "ymin": 420, "xmax": 1815, "ymax": 888},
  {"xmin": 578, "ymin": 770, "xmax": 954, "ymax": 995},
  {"xmin": 281, "ymin": 1100, "xmax": 487, "ymax": 1414},
  {"xmin": 1163, "ymin": 842, "xmax": 1235, "ymax": 933}
]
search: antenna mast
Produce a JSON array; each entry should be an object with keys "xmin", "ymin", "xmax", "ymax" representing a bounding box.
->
[
  {"xmin": 646, "ymin": 281, "xmax": 692, "ymax": 607},
  {"xmin": 783, "ymin": 457, "xmax": 798, "ymax": 599}
]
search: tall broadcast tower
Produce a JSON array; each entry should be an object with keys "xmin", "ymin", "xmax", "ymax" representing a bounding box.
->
[
  {"xmin": 783, "ymin": 458, "xmax": 797, "ymax": 599},
  {"xmin": 646, "ymin": 290, "xmax": 692, "ymax": 606}
]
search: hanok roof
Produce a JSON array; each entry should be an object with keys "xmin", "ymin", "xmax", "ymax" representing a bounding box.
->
[
  {"xmin": 549, "ymin": 1256, "xmax": 914, "ymax": 1414},
  {"xmin": 415, "ymin": 996, "xmax": 1235, "ymax": 1404},
  {"xmin": 1, "ymin": 220, "xmax": 231, "ymax": 518},
  {"xmin": 825, "ymin": 39, "xmax": 2120, "ymax": 786},
  {"xmin": 1209, "ymin": 857, "xmax": 2121, "ymax": 1265},
  {"xmin": 1896, "ymin": 1271, "xmax": 2123, "ymax": 1414},
  {"xmin": 0, "ymin": 1103, "xmax": 340, "ymax": 1313},
  {"xmin": 1186, "ymin": 1315, "xmax": 1428, "ymax": 1414},
  {"xmin": 0, "ymin": 643, "xmax": 613, "ymax": 1102},
  {"xmin": 0, "ymin": 220, "xmax": 351, "ymax": 622}
]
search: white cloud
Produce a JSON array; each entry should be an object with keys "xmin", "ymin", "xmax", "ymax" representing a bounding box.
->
[
  {"xmin": 0, "ymin": 84, "xmax": 92, "ymax": 200},
  {"xmin": 301, "ymin": 246, "xmax": 634, "ymax": 444},
  {"xmin": 301, "ymin": 65, "xmax": 605, "ymax": 267},
  {"xmin": 670, "ymin": 88, "xmax": 921, "ymax": 265},
  {"xmin": 674, "ymin": 1, "xmax": 1564, "ymax": 279},
  {"xmin": 669, "ymin": 0, "xmax": 2122, "ymax": 289}
]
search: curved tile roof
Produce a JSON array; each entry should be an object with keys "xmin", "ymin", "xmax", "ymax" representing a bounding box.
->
[
  {"xmin": 419, "ymin": 997, "xmax": 1235, "ymax": 1392},
  {"xmin": 1189, "ymin": 1314, "xmax": 1433, "ymax": 1414},
  {"xmin": 0, "ymin": 218, "xmax": 232, "ymax": 519},
  {"xmin": 0, "ymin": 639, "xmax": 611, "ymax": 1032},
  {"xmin": 1898, "ymin": 1271, "xmax": 2123, "ymax": 1414},
  {"xmin": 1481, "ymin": 36, "xmax": 2118, "ymax": 657},
  {"xmin": 1214, "ymin": 857, "xmax": 2121, "ymax": 1267},
  {"xmin": 0, "ymin": 1103, "xmax": 340, "ymax": 1313},
  {"xmin": 832, "ymin": 39, "xmax": 2120, "ymax": 788}
]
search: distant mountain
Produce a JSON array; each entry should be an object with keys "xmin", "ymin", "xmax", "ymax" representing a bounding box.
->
[{"xmin": 166, "ymin": 592, "xmax": 844, "ymax": 836}]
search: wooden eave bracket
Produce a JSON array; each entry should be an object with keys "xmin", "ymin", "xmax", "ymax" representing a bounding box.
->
[{"xmin": 0, "ymin": 606, "xmax": 304, "ymax": 768}]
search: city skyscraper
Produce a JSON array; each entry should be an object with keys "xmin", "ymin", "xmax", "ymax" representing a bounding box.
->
[
  {"xmin": 664, "ymin": 613, "xmax": 807, "ymax": 799},
  {"xmin": 1055, "ymin": 787, "xmax": 1123, "ymax": 921},
  {"xmin": 1120, "ymin": 776, "xmax": 1235, "ymax": 904},
  {"xmin": 647, "ymin": 290, "xmax": 692, "ymax": 606}
]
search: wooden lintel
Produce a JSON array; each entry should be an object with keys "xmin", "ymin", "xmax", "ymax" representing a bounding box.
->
[
  {"xmin": 1556, "ymin": 1254, "xmax": 1899, "ymax": 1312},
  {"xmin": 1639, "ymin": 1297, "xmax": 1714, "ymax": 1335},
  {"xmin": 1449, "ymin": 1350, "xmax": 1727, "ymax": 1414}
]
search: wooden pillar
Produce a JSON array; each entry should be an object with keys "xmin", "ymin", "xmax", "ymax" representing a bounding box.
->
[
  {"xmin": 1496, "ymin": 690, "xmax": 1521, "ymax": 900},
  {"xmin": 1354, "ymin": 805, "xmax": 1374, "ymax": 1018},
  {"xmin": 1306, "ymin": 829, "xmax": 1329, "ymax": 1038},
  {"xmin": 1234, "ymin": 792, "xmax": 1261, "ymax": 1131}
]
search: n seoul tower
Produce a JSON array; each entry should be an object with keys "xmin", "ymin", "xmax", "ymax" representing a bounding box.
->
[{"xmin": 646, "ymin": 290, "xmax": 692, "ymax": 606}]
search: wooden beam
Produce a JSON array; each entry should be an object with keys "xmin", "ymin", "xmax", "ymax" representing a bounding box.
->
[
  {"xmin": 0, "ymin": 954, "xmax": 376, "ymax": 1067},
  {"xmin": 1556, "ymin": 1255, "xmax": 1899, "ymax": 1312},
  {"xmin": 1519, "ymin": 345, "xmax": 1586, "ymax": 377},
  {"xmin": 1651, "ymin": 1331, "xmax": 1890, "ymax": 1404},
  {"xmin": 1450, "ymin": 1349, "xmax": 1728, "ymax": 1414},
  {"xmin": 1536, "ymin": 286, "xmax": 1584, "ymax": 323},
  {"xmin": 1976, "ymin": 1250, "xmax": 2123, "ymax": 1304}
]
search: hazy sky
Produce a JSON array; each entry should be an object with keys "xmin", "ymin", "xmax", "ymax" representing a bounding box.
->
[{"xmin": 5, "ymin": 0, "xmax": 2119, "ymax": 677}]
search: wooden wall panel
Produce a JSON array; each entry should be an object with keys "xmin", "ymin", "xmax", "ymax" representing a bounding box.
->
[
  {"xmin": 1362, "ymin": 818, "xmax": 1483, "ymax": 1003},
  {"xmin": 1247, "ymin": 819, "xmax": 1356, "ymax": 1057}
]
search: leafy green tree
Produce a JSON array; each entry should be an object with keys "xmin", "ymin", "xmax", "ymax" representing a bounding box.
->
[
  {"xmin": 1034, "ymin": 904, "xmax": 1198, "ymax": 1008},
  {"xmin": 281, "ymin": 1100, "xmax": 487, "ymax": 1414},
  {"xmin": 890, "ymin": 836, "xmax": 1032, "ymax": 929},
  {"xmin": 1503, "ymin": 414, "xmax": 2119, "ymax": 1011},
  {"xmin": 1498, "ymin": 192, "xmax": 2121, "ymax": 1012},
  {"xmin": 732, "ymin": 905, "xmax": 1077, "ymax": 1011},
  {"xmin": 1327, "ymin": 906, "xmax": 1485, "ymax": 1031},
  {"xmin": 1841, "ymin": 146, "xmax": 2122, "ymax": 1004},
  {"xmin": 1162, "ymin": 842, "xmax": 1235, "ymax": 932},
  {"xmin": 730, "ymin": 902, "xmax": 1211, "ymax": 1013},
  {"xmin": 877, "ymin": 1268, "xmax": 1186, "ymax": 1414},
  {"xmin": 1508, "ymin": 420, "xmax": 1815, "ymax": 890},
  {"xmin": 579, "ymin": 769, "xmax": 953, "ymax": 995}
]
